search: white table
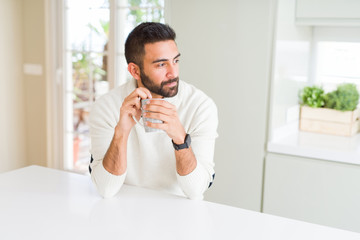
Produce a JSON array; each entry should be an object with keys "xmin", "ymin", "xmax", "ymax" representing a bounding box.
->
[{"xmin": 1, "ymin": 166, "xmax": 360, "ymax": 240}]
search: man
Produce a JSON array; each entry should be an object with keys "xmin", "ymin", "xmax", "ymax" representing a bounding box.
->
[{"xmin": 89, "ymin": 22, "xmax": 218, "ymax": 200}]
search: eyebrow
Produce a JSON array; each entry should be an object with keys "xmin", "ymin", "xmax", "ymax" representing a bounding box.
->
[{"xmin": 152, "ymin": 53, "xmax": 181, "ymax": 64}]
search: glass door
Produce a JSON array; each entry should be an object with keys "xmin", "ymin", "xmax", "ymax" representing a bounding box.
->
[
  {"xmin": 63, "ymin": 0, "xmax": 164, "ymax": 174},
  {"xmin": 64, "ymin": 0, "xmax": 110, "ymax": 173}
]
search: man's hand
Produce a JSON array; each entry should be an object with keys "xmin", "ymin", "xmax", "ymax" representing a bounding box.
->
[
  {"xmin": 142, "ymin": 99, "xmax": 186, "ymax": 144},
  {"xmin": 117, "ymin": 87, "xmax": 152, "ymax": 135},
  {"xmin": 143, "ymin": 99, "xmax": 197, "ymax": 176},
  {"xmin": 102, "ymin": 87, "xmax": 151, "ymax": 176}
]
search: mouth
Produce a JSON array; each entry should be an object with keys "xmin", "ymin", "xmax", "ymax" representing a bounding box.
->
[
  {"xmin": 162, "ymin": 78, "xmax": 179, "ymax": 88},
  {"xmin": 166, "ymin": 81, "xmax": 178, "ymax": 88}
]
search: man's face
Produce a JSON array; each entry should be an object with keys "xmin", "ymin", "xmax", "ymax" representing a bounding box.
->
[{"xmin": 139, "ymin": 40, "xmax": 180, "ymax": 98}]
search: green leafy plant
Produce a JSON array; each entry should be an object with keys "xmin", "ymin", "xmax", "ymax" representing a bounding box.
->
[
  {"xmin": 324, "ymin": 83, "xmax": 359, "ymax": 111},
  {"xmin": 299, "ymin": 86, "xmax": 325, "ymax": 108}
]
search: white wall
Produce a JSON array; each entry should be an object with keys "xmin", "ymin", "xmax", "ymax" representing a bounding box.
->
[
  {"xmin": 168, "ymin": 0, "xmax": 276, "ymax": 210},
  {"xmin": 0, "ymin": 0, "xmax": 47, "ymax": 173},
  {"xmin": 23, "ymin": 0, "xmax": 47, "ymax": 168},
  {"xmin": 0, "ymin": 0, "xmax": 28, "ymax": 173}
]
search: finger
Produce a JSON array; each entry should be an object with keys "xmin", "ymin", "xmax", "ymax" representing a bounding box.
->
[
  {"xmin": 125, "ymin": 88, "xmax": 152, "ymax": 110},
  {"xmin": 143, "ymin": 112, "xmax": 171, "ymax": 122},
  {"xmin": 145, "ymin": 121, "xmax": 167, "ymax": 131},
  {"xmin": 130, "ymin": 87, "xmax": 152, "ymax": 100},
  {"xmin": 122, "ymin": 106, "xmax": 138, "ymax": 118},
  {"xmin": 126, "ymin": 89, "xmax": 148, "ymax": 104},
  {"xmin": 143, "ymin": 104, "xmax": 175, "ymax": 116},
  {"xmin": 137, "ymin": 87, "xmax": 153, "ymax": 99},
  {"xmin": 133, "ymin": 97, "xmax": 141, "ymax": 110},
  {"xmin": 123, "ymin": 96, "xmax": 141, "ymax": 111},
  {"xmin": 147, "ymin": 99, "xmax": 174, "ymax": 109}
]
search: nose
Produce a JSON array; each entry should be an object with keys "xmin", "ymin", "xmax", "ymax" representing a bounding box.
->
[{"xmin": 166, "ymin": 62, "xmax": 178, "ymax": 79}]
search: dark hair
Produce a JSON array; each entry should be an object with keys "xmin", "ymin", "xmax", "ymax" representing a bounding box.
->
[{"xmin": 124, "ymin": 22, "xmax": 176, "ymax": 67}]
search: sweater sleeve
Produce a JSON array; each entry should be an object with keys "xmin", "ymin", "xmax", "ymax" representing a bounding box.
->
[
  {"xmin": 176, "ymin": 98, "xmax": 218, "ymax": 200},
  {"xmin": 89, "ymin": 95, "xmax": 126, "ymax": 198}
]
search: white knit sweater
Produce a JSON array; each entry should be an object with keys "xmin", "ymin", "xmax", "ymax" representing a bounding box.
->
[{"xmin": 89, "ymin": 79, "xmax": 218, "ymax": 200}]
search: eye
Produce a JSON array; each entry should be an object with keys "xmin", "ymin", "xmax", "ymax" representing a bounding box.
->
[
  {"xmin": 174, "ymin": 59, "xmax": 180, "ymax": 64},
  {"xmin": 157, "ymin": 62, "xmax": 166, "ymax": 67}
]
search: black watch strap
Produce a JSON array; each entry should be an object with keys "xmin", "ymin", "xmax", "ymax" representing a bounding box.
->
[{"xmin": 172, "ymin": 134, "xmax": 191, "ymax": 151}]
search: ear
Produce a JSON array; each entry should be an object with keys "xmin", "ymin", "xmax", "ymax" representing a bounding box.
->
[{"xmin": 128, "ymin": 63, "xmax": 141, "ymax": 80}]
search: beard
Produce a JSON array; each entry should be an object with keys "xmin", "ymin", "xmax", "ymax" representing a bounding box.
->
[{"xmin": 140, "ymin": 68, "xmax": 179, "ymax": 98}]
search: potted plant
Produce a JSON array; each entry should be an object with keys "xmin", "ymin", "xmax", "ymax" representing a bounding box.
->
[{"xmin": 299, "ymin": 83, "xmax": 360, "ymax": 136}]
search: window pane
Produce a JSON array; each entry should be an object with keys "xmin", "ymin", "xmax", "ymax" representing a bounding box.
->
[
  {"xmin": 67, "ymin": 9, "xmax": 91, "ymax": 51},
  {"xmin": 72, "ymin": 52, "xmax": 107, "ymax": 92},
  {"xmin": 73, "ymin": 107, "xmax": 90, "ymax": 134},
  {"xmin": 93, "ymin": 52, "xmax": 108, "ymax": 79},
  {"xmin": 66, "ymin": 7, "xmax": 109, "ymax": 52},
  {"xmin": 146, "ymin": 6, "xmax": 164, "ymax": 22},
  {"xmin": 128, "ymin": 8, "xmax": 149, "ymax": 25},
  {"xmin": 317, "ymin": 42, "xmax": 360, "ymax": 88},
  {"xmin": 72, "ymin": 52, "xmax": 91, "ymax": 105}
]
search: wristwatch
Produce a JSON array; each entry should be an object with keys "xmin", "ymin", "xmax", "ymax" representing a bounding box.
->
[{"xmin": 172, "ymin": 134, "xmax": 191, "ymax": 151}]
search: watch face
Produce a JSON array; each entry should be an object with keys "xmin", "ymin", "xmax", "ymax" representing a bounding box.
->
[
  {"xmin": 173, "ymin": 134, "xmax": 191, "ymax": 150},
  {"xmin": 185, "ymin": 134, "xmax": 191, "ymax": 147}
]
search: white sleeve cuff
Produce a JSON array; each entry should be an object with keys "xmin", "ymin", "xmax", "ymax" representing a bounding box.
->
[
  {"xmin": 176, "ymin": 164, "xmax": 210, "ymax": 200},
  {"xmin": 91, "ymin": 162, "xmax": 126, "ymax": 198}
]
